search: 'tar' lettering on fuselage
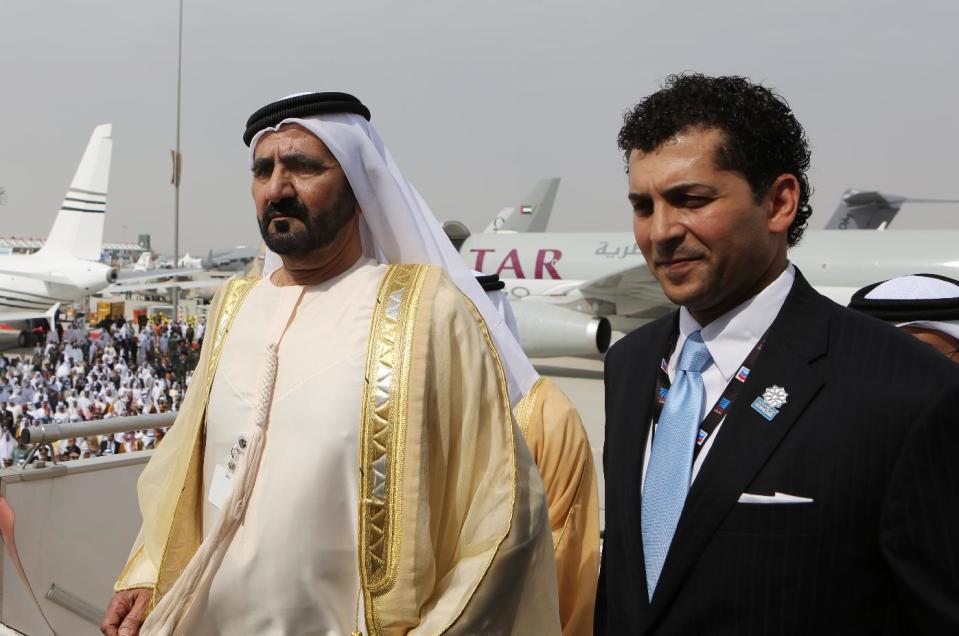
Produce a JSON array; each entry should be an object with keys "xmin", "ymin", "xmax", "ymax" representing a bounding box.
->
[{"xmin": 470, "ymin": 248, "xmax": 563, "ymax": 279}]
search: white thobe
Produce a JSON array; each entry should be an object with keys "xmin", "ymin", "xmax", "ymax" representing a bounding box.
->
[{"xmin": 180, "ymin": 257, "xmax": 387, "ymax": 635}]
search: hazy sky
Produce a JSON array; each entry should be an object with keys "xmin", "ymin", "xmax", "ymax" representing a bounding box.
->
[{"xmin": 1, "ymin": 0, "xmax": 957, "ymax": 255}]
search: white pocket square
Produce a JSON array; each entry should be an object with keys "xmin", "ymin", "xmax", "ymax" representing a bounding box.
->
[{"xmin": 737, "ymin": 491, "xmax": 814, "ymax": 504}]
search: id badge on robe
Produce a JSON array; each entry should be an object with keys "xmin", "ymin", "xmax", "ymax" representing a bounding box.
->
[
  {"xmin": 208, "ymin": 464, "xmax": 234, "ymax": 510},
  {"xmin": 209, "ymin": 433, "xmax": 248, "ymax": 509}
]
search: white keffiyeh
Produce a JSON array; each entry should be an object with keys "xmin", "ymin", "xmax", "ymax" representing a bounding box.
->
[{"xmin": 248, "ymin": 108, "xmax": 538, "ymax": 404}]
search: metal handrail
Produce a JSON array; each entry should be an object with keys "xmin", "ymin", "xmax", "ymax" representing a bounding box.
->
[
  {"xmin": 45, "ymin": 583, "xmax": 104, "ymax": 626},
  {"xmin": 20, "ymin": 412, "xmax": 176, "ymax": 445}
]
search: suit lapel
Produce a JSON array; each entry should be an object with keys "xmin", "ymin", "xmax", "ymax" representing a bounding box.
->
[
  {"xmin": 615, "ymin": 313, "xmax": 677, "ymax": 606},
  {"xmin": 642, "ymin": 271, "xmax": 829, "ymax": 632}
]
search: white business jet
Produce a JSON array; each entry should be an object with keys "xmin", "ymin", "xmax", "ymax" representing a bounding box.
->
[{"xmin": 0, "ymin": 124, "xmax": 118, "ymax": 344}]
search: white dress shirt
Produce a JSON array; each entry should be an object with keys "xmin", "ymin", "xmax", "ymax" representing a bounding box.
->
[{"xmin": 641, "ymin": 264, "xmax": 796, "ymax": 489}]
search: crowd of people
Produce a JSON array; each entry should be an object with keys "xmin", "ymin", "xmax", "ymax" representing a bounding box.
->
[{"xmin": 0, "ymin": 315, "xmax": 206, "ymax": 467}]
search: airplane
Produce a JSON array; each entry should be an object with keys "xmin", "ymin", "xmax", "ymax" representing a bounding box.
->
[
  {"xmin": 107, "ymin": 245, "xmax": 265, "ymax": 300},
  {"xmin": 0, "ymin": 125, "xmax": 199, "ymax": 345},
  {"xmin": 122, "ymin": 251, "xmax": 197, "ymax": 277},
  {"xmin": 174, "ymin": 245, "xmax": 265, "ymax": 300},
  {"xmin": 446, "ymin": 183, "xmax": 959, "ymax": 358},
  {"xmin": 484, "ymin": 178, "xmax": 560, "ymax": 233},
  {"xmin": 824, "ymin": 189, "xmax": 959, "ymax": 230},
  {"xmin": 169, "ymin": 246, "xmax": 258, "ymax": 273},
  {"xmin": 0, "ymin": 124, "xmax": 117, "ymax": 345},
  {"xmin": 130, "ymin": 251, "xmax": 155, "ymax": 271},
  {"xmin": 177, "ymin": 252, "xmax": 203, "ymax": 269},
  {"xmin": 202, "ymin": 245, "xmax": 259, "ymax": 271}
]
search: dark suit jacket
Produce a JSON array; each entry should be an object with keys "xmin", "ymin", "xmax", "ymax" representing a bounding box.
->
[{"xmin": 596, "ymin": 270, "xmax": 959, "ymax": 635}]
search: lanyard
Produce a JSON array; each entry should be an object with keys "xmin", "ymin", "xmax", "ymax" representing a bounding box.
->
[{"xmin": 652, "ymin": 329, "xmax": 768, "ymax": 461}]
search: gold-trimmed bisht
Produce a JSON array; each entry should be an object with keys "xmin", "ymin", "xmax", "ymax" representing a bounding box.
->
[{"xmin": 356, "ymin": 263, "xmax": 429, "ymax": 634}]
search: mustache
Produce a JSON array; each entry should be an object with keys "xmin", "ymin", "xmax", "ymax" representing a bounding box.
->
[
  {"xmin": 262, "ymin": 198, "xmax": 310, "ymax": 227},
  {"xmin": 653, "ymin": 249, "xmax": 706, "ymax": 265}
]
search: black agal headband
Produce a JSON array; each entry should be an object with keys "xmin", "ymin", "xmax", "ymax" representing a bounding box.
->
[
  {"xmin": 243, "ymin": 92, "xmax": 371, "ymax": 146},
  {"xmin": 849, "ymin": 273, "xmax": 959, "ymax": 322}
]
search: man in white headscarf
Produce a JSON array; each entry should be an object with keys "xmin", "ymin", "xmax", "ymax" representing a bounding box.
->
[
  {"xmin": 0, "ymin": 429, "xmax": 16, "ymax": 465},
  {"xmin": 849, "ymin": 273, "xmax": 959, "ymax": 364},
  {"xmin": 105, "ymin": 92, "xmax": 561, "ymax": 636}
]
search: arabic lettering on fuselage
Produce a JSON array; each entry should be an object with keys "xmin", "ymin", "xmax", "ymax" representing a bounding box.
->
[
  {"xmin": 468, "ymin": 242, "xmax": 641, "ymax": 280},
  {"xmin": 470, "ymin": 248, "xmax": 563, "ymax": 279},
  {"xmin": 594, "ymin": 241, "xmax": 640, "ymax": 259}
]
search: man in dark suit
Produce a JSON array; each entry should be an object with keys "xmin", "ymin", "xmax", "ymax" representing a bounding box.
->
[
  {"xmin": 100, "ymin": 432, "xmax": 122, "ymax": 455},
  {"xmin": 596, "ymin": 74, "xmax": 959, "ymax": 635}
]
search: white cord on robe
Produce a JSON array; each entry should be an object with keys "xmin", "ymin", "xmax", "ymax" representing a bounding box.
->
[{"xmin": 141, "ymin": 343, "xmax": 280, "ymax": 635}]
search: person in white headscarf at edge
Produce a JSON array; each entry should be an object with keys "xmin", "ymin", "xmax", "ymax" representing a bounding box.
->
[
  {"xmin": 0, "ymin": 428, "xmax": 15, "ymax": 465},
  {"xmin": 849, "ymin": 273, "xmax": 959, "ymax": 365},
  {"xmin": 103, "ymin": 92, "xmax": 591, "ymax": 636}
]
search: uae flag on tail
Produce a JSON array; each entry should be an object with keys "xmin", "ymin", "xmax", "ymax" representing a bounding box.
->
[{"xmin": 520, "ymin": 204, "xmax": 534, "ymax": 215}]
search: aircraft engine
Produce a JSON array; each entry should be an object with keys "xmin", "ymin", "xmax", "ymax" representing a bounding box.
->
[
  {"xmin": 106, "ymin": 268, "xmax": 118, "ymax": 284},
  {"xmin": 510, "ymin": 301, "xmax": 611, "ymax": 358}
]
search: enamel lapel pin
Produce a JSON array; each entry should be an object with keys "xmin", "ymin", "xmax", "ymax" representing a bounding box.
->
[{"xmin": 751, "ymin": 385, "xmax": 788, "ymax": 421}]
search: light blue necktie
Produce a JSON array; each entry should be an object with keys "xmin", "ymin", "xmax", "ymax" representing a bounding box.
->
[{"xmin": 642, "ymin": 330, "xmax": 711, "ymax": 600}]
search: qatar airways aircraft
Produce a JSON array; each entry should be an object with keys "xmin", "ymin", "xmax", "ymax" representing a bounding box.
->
[{"xmin": 445, "ymin": 183, "xmax": 959, "ymax": 358}]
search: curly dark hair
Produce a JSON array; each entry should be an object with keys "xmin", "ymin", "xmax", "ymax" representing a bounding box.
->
[{"xmin": 618, "ymin": 73, "xmax": 813, "ymax": 246}]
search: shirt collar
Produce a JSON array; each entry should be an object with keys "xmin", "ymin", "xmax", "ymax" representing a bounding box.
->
[{"xmin": 677, "ymin": 263, "xmax": 795, "ymax": 381}]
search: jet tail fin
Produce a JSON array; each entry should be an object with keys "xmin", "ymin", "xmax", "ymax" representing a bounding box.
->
[
  {"xmin": 824, "ymin": 190, "xmax": 905, "ymax": 230},
  {"xmin": 825, "ymin": 189, "xmax": 959, "ymax": 230},
  {"xmin": 133, "ymin": 252, "xmax": 152, "ymax": 271},
  {"xmin": 38, "ymin": 124, "xmax": 112, "ymax": 261},
  {"xmin": 485, "ymin": 178, "xmax": 560, "ymax": 233},
  {"xmin": 246, "ymin": 243, "xmax": 267, "ymax": 277}
]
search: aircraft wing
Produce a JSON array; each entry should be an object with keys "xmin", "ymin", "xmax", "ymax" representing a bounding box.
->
[
  {"xmin": 0, "ymin": 304, "xmax": 59, "ymax": 330},
  {"xmin": 577, "ymin": 264, "xmax": 672, "ymax": 316},
  {"xmin": 107, "ymin": 277, "xmax": 228, "ymax": 294},
  {"xmin": 0, "ymin": 268, "xmax": 76, "ymax": 286},
  {"xmin": 115, "ymin": 267, "xmax": 202, "ymax": 282},
  {"xmin": 171, "ymin": 279, "xmax": 229, "ymax": 290}
]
